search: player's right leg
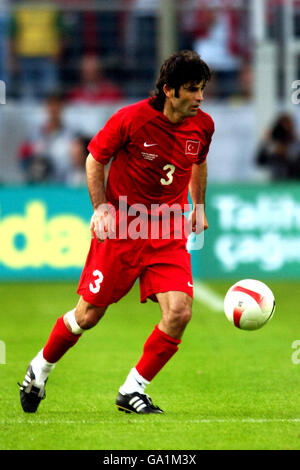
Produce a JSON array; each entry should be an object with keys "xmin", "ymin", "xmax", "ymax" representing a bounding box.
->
[{"xmin": 18, "ymin": 297, "xmax": 106, "ymax": 413}]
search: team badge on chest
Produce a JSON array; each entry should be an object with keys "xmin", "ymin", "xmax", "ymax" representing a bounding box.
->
[{"xmin": 185, "ymin": 140, "xmax": 200, "ymax": 155}]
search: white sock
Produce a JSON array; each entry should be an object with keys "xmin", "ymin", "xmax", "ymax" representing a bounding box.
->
[
  {"xmin": 30, "ymin": 349, "xmax": 55, "ymax": 387},
  {"xmin": 119, "ymin": 367, "xmax": 150, "ymax": 395}
]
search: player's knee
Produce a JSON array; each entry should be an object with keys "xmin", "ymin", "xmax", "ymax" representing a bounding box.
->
[
  {"xmin": 167, "ymin": 301, "xmax": 192, "ymax": 330},
  {"xmin": 77, "ymin": 305, "xmax": 106, "ymax": 330},
  {"xmin": 182, "ymin": 307, "xmax": 192, "ymax": 327}
]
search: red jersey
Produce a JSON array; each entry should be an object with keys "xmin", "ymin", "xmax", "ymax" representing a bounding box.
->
[{"xmin": 88, "ymin": 98, "xmax": 214, "ymax": 211}]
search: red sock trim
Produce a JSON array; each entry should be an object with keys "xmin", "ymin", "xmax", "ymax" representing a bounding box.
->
[
  {"xmin": 154, "ymin": 324, "xmax": 182, "ymax": 345},
  {"xmin": 43, "ymin": 316, "xmax": 81, "ymax": 363},
  {"xmin": 135, "ymin": 325, "xmax": 181, "ymax": 382}
]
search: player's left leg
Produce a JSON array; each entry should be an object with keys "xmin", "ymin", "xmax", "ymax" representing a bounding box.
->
[
  {"xmin": 116, "ymin": 290, "xmax": 192, "ymax": 414},
  {"xmin": 155, "ymin": 290, "xmax": 193, "ymax": 339},
  {"xmin": 18, "ymin": 297, "xmax": 106, "ymax": 413}
]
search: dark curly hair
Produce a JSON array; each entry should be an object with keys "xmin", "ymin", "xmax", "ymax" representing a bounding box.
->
[{"xmin": 150, "ymin": 50, "xmax": 211, "ymax": 111}]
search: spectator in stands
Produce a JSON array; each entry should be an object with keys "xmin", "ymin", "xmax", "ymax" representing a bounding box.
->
[
  {"xmin": 18, "ymin": 91, "xmax": 74, "ymax": 183},
  {"xmin": 183, "ymin": 5, "xmax": 249, "ymax": 99},
  {"xmin": 123, "ymin": 0, "xmax": 157, "ymax": 96},
  {"xmin": 256, "ymin": 113, "xmax": 300, "ymax": 180},
  {"xmin": 10, "ymin": 1, "xmax": 64, "ymax": 100},
  {"xmin": 67, "ymin": 54, "xmax": 124, "ymax": 104},
  {"xmin": 236, "ymin": 62, "xmax": 253, "ymax": 101},
  {"xmin": 66, "ymin": 135, "xmax": 90, "ymax": 186},
  {"xmin": 58, "ymin": 4, "xmax": 123, "ymax": 91},
  {"xmin": 25, "ymin": 154, "xmax": 54, "ymax": 184}
]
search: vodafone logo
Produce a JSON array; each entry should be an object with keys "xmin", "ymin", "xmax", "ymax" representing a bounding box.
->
[{"xmin": 185, "ymin": 140, "xmax": 200, "ymax": 155}]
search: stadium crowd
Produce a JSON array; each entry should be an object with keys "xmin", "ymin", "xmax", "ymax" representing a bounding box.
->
[{"xmin": 1, "ymin": 0, "xmax": 300, "ymax": 183}]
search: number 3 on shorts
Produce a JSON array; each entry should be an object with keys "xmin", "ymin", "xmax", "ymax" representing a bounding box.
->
[{"xmin": 89, "ymin": 270, "xmax": 104, "ymax": 294}]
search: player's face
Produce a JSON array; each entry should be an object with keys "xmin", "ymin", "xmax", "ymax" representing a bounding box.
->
[
  {"xmin": 177, "ymin": 81, "xmax": 205, "ymax": 115},
  {"xmin": 163, "ymin": 80, "xmax": 205, "ymax": 123}
]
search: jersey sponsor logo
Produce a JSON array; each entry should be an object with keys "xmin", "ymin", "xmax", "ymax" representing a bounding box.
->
[
  {"xmin": 185, "ymin": 140, "xmax": 200, "ymax": 155},
  {"xmin": 144, "ymin": 142, "xmax": 158, "ymax": 147}
]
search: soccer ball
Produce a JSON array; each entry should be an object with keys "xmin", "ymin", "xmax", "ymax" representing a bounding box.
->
[{"xmin": 224, "ymin": 279, "xmax": 275, "ymax": 330}]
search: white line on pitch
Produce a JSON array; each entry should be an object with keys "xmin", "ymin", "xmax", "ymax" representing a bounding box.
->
[
  {"xmin": 1, "ymin": 418, "xmax": 300, "ymax": 425},
  {"xmin": 193, "ymin": 282, "xmax": 224, "ymax": 312}
]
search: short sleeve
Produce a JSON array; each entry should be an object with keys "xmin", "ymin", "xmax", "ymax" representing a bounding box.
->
[
  {"xmin": 196, "ymin": 117, "xmax": 215, "ymax": 164},
  {"xmin": 88, "ymin": 108, "xmax": 130, "ymax": 164}
]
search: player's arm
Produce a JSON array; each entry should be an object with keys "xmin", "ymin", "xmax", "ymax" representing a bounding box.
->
[
  {"xmin": 86, "ymin": 108, "xmax": 130, "ymax": 241},
  {"xmin": 86, "ymin": 153, "xmax": 107, "ymax": 208},
  {"xmin": 86, "ymin": 153, "xmax": 115, "ymax": 241},
  {"xmin": 188, "ymin": 160, "xmax": 208, "ymax": 233}
]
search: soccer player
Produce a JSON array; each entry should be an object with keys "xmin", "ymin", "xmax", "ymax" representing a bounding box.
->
[{"xmin": 19, "ymin": 50, "xmax": 214, "ymax": 414}]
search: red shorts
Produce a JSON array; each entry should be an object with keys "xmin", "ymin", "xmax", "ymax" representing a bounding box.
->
[{"xmin": 77, "ymin": 212, "xmax": 193, "ymax": 307}]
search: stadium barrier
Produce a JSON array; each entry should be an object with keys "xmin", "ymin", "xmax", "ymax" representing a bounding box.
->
[{"xmin": 1, "ymin": 184, "xmax": 300, "ymax": 281}]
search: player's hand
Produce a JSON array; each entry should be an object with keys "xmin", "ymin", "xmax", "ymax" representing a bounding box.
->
[
  {"xmin": 90, "ymin": 203, "xmax": 116, "ymax": 242},
  {"xmin": 188, "ymin": 206, "xmax": 208, "ymax": 234}
]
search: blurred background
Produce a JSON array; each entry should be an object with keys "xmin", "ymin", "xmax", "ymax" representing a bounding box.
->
[{"xmin": 1, "ymin": 0, "xmax": 300, "ymax": 282}]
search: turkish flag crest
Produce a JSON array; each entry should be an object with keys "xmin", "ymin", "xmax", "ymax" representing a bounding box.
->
[{"xmin": 185, "ymin": 140, "xmax": 200, "ymax": 155}]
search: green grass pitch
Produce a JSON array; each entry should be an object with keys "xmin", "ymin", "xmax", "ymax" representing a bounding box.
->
[{"xmin": 0, "ymin": 280, "xmax": 299, "ymax": 450}]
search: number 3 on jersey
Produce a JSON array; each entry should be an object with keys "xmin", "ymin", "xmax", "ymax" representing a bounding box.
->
[
  {"xmin": 89, "ymin": 269, "xmax": 104, "ymax": 293},
  {"xmin": 160, "ymin": 164, "xmax": 175, "ymax": 186}
]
